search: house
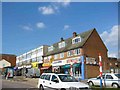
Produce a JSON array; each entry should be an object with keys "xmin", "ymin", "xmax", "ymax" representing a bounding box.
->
[
  {"xmin": 42, "ymin": 28, "xmax": 109, "ymax": 79},
  {"xmin": 0, "ymin": 54, "xmax": 16, "ymax": 77}
]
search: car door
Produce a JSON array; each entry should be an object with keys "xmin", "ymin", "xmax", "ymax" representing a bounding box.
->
[
  {"xmin": 40, "ymin": 74, "xmax": 46, "ymax": 88},
  {"xmin": 49, "ymin": 75, "xmax": 61, "ymax": 90},
  {"xmin": 94, "ymin": 75, "xmax": 105, "ymax": 86},
  {"xmin": 105, "ymin": 74, "xmax": 113, "ymax": 87},
  {"xmin": 44, "ymin": 74, "xmax": 51, "ymax": 89}
]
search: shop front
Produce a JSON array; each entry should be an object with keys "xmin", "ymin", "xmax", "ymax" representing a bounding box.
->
[
  {"xmin": 41, "ymin": 63, "xmax": 52, "ymax": 73},
  {"xmin": 52, "ymin": 60, "xmax": 66, "ymax": 73},
  {"xmin": 62, "ymin": 57, "xmax": 82, "ymax": 78},
  {"xmin": 30, "ymin": 62, "xmax": 40, "ymax": 77}
]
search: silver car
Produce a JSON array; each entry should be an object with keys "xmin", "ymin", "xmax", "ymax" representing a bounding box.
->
[{"xmin": 87, "ymin": 73, "xmax": 120, "ymax": 88}]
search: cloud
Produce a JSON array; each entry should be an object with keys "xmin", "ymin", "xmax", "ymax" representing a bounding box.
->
[
  {"xmin": 63, "ymin": 25, "xmax": 70, "ymax": 30},
  {"xmin": 20, "ymin": 25, "xmax": 33, "ymax": 31},
  {"xmin": 100, "ymin": 25, "xmax": 119, "ymax": 58},
  {"xmin": 38, "ymin": 5, "xmax": 55, "ymax": 15},
  {"xmin": 38, "ymin": 1, "xmax": 70, "ymax": 15},
  {"xmin": 36, "ymin": 22, "xmax": 46, "ymax": 29}
]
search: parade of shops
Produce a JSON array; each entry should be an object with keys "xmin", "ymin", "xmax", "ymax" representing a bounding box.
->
[{"xmin": 15, "ymin": 28, "xmax": 119, "ymax": 79}]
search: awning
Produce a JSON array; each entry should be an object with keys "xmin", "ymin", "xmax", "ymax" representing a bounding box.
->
[
  {"xmin": 61, "ymin": 64, "xmax": 70, "ymax": 69},
  {"xmin": 40, "ymin": 66, "xmax": 51, "ymax": 70},
  {"xmin": 42, "ymin": 63, "xmax": 51, "ymax": 67},
  {"xmin": 73, "ymin": 63, "xmax": 80, "ymax": 68}
]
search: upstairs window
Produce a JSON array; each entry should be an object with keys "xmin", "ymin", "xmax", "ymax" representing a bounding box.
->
[
  {"xmin": 54, "ymin": 54, "xmax": 58, "ymax": 59},
  {"xmin": 59, "ymin": 41, "xmax": 65, "ymax": 48},
  {"xmin": 72, "ymin": 36, "xmax": 81, "ymax": 44},
  {"xmin": 37, "ymin": 48, "xmax": 43, "ymax": 53},
  {"xmin": 67, "ymin": 50, "xmax": 74, "ymax": 57},
  {"xmin": 60, "ymin": 53, "xmax": 64, "ymax": 58},
  {"xmin": 48, "ymin": 46, "xmax": 54, "ymax": 52},
  {"xmin": 74, "ymin": 49, "xmax": 80, "ymax": 55}
]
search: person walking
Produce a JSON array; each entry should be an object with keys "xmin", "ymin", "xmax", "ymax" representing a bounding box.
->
[{"xmin": 6, "ymin": 72, "xmax": 10, "ymax": 80}]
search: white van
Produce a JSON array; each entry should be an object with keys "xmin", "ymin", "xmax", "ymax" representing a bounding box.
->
[{"xmin": 38, "ymin": 73, "xmax": 89, "ymax": 90}]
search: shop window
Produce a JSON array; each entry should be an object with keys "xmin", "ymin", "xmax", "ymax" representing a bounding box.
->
[{"xmin": 60, "ymin": 53, "xmax": 64, "ymax": 58}]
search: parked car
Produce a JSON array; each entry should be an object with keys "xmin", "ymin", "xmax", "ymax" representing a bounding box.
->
[
  {"xmin": 87, "ymin": 73, "xmax": 120, "ymax": 88},
  {"xmin": 38, "ymin": 73, "xmax": 89, "ymax": 90}
]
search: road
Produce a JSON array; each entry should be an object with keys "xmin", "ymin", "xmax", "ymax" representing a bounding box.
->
[{"xmin": 2, "ymin": 79, "xmax": 38, "ymax": 90}]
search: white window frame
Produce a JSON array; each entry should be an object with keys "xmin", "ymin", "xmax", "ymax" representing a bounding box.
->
[
  {"xmin": 59, "ymin": 41, "xmax": 65, "ymax": 48},
  {"xmin": 75, "ymin": 49, "xmax": 80, "ymax": 55},
  {"xmin": 48, "ymin": 46, "xmax": 54, "ymax": 52},
  {"xmin": 72, "ymin": 36, "xmax": 81, "ymax": 44},
  {"xmin": 67, "ymin": 50, "xmax": 74, "ymax": 57},
  {"xmin": 54, "ymin": 54, "xmax": 58, "ymax": 59},
  {"xmin": 60, "ymin": 53, "xmax": 64, "ymax": 58}
]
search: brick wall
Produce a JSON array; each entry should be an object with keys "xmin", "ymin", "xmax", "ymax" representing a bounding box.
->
[
  {"xmin": 0, "ymin": 54, "xmax": 16, "ymax": 67},
  {"xmin": 85, "ymin": 65, "xmax": 99, "ymax": 78},
  {"xmin": 83, "ymin": 30, "xmax": 109, "ymax": 77}
]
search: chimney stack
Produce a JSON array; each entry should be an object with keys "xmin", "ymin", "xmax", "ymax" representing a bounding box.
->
[
  {"xmin": 61, "ymin": 37, "xmax": 64, "ymax": 41},
  {"xmin": 73, "ymin": 32, "xmax": 77, "ymax": 37}
]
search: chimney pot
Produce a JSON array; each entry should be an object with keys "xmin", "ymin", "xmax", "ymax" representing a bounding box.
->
[
  {"xmin": 73, "ymin": 32, "xmax": 77, "ymax": 37},
  {"xmin": 61, "ymin": 37, "xmax": 64, "ymax": 41}
]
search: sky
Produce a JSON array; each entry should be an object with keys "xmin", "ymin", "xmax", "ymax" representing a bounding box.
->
[{"xmin": 2, "ymin": 2, "xmax": 119, "ymax": 58}]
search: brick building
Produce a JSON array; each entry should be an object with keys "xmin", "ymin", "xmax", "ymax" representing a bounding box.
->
[
  {"xmin": 108, "ymin": 57, "xmax": 120, "ymax": 73},
  {"xmin": 42, "ymin": 28, "xmax": 109, "ymax": 79},
  {"xmin": 0, "ymin": 54, "xmax": 16, "ymax": 77}
]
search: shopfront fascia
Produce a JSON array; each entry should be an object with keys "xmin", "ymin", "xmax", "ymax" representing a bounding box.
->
[
  {"xmin": 41, "ymin": 63, "xmax": 52, "ymax": 73},
  {"xmin": 31, "ymin": 62, "xmax": 39, "ymax": 69},
  {"xmin": 61, "ymin": 57, "xmax": 82, "ymax": 78},
  {"xmin": 52, "ymin": 60, "xmax": 66, "ymax": 73}
]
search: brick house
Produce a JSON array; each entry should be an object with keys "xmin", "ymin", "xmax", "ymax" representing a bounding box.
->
[
  {"xmin": 42, "ymin": 28, "xmax": 109, "ymax": 79},
  {"xmin": 108, "ymin": 57, "xmax": 120, "ymax": 73},
  {"xmin": 0, "ymin": 54, "xmax": 16, "ymax": 76}
]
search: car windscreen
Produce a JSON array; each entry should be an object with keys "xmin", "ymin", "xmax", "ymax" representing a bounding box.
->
[
  {"xmin": 58, "ymin": 75, "xmax": 78, "ymax": 82},
  {"xmin": 115, "ymin": 74, "xmax": 120, "ymax": 79}
]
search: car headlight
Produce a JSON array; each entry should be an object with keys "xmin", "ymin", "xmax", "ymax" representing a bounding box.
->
[{"xmin": 69, "ymin": 87, "xmax": 79, "ymax": 90}]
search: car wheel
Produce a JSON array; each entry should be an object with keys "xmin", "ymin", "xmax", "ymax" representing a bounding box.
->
[
  {"xmin": 39, "ymin": 85, "xmax": 44, "ymax": 90},
  {"xmin": 112, "ymin": 83, "xmax": 119, "ymax": 88},
  {"xmin": 88, "ymin": 81, "xmax": 94, "ymax": 86}
]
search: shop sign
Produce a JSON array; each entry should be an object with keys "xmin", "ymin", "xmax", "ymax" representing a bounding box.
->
[
  {"xmin": 31, "ymin": 62, "xmax": 38, "ymax": 68},
  {"xmin": 52, "ymin": 60, "xmax": 66, "ymax": 66},
  {"xmin": 66, "ymin": 57, "xmax": 80, "ymax": 64},
  {"xmin": 42, "ymin": 63, "xmax": 51, "ymax": 67}
]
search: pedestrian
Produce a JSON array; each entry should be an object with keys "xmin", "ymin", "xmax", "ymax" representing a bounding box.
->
[{"xmin": 6, "ymin": 72, "xmax": 10, "ymax": 80}]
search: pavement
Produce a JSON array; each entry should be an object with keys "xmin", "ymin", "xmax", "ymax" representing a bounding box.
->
[{"xmin": 2, "ymin": 76, "xmax": 39, "ymax": 88}]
